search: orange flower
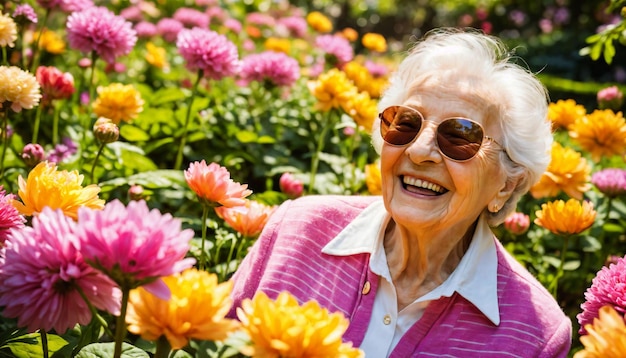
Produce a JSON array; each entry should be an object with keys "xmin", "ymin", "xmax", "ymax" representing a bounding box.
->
[
  {"xmin": 534, "ymin": 198, "xmax": 596, "ymax": 236},
  {"xmin": 339, "ymin": 27, "xmax": 358, "ymax": 42},
  {"xmin": 306, "ymin": 11, "xmax": 333, "ymax": 33},
  {"xmin": 365, "ymin": 162, "xmax": 382, "ymax": 195},
  {"xmin": 548, "ymin": 99, "xmax": 586, "ymax": 130},
  {"xmin": 530, "ymin": 142, "xmax": 591, "ymax": 200},
  {"xmin": 309, "ymin": 68, "xmax": 358, "ymax": 112},
  {"xmin": 215, "ymin": 200, "xmax": 275, "ymax": 238},
  {"xmin": 575, "ymin": 305, "xmax": 626, "ymax": 358},
  {"xmin": 361, "ymin": 33, "xmax": 387, "ymax": 53},
  {"xmin": 263, "ymin": 37, "xmax": 291, "ymax": 54},
  {"xmin": 184, "ymin": 160, "xmax": 252, "ymax": 208},
  {"xmin": 569, "ymin": 109, "xmax": 626, "ymax": 163}
]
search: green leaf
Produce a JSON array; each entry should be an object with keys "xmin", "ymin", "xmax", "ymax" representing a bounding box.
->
[
  {"xmin": 75, "ymin": 343, "xmax": 149, "ymax": 358},
  {"xmin": 563, "ymin": 260, "xmax": 581, "ymax": 271},
  {"xmin": 603, "ymin": 222, "xmax": 625, "ymax": 233},
  {"xmin": 7, "ymin": 333, "xmax": 68, "ymax": 358},
  {"xmin": 120, "ymin": 149, "xmax": 158, "ymax": 172},
  {"xmin": 235, "ymin": 131, "xmax": 258, "ymax": 143},
  {"xmin": 120, "ymin": 125, "xmax": 151, "ymax": 142},
  {"xmin": 603, "ymin": 39, "xmax": 616, "ymax": 64},
  {"xmin": 151, "ymin": 88, "xmax": 187, "ymax": 106}
]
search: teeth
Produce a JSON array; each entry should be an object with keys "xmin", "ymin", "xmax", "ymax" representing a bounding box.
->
[{"xmin": 403, "ymin": 176, "xmax": 445, "ymax": 193}]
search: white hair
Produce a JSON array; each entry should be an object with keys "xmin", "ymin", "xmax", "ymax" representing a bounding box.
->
[{"xmin": 372, "ymin": 28, "xmax": 553, "ymax": 225}]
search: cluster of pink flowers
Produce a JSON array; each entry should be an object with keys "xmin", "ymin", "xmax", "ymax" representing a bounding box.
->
[
  {"xmin": 315, "ymin": 34, "xmax": 354, "ymax": 66},
  {"xmin": 173, "ymin": 7, "xmax": 210, "ymax": 28},
  {"xmin": 239, "ymin": 51, "xmax": 301, "ymax": 87},
  {"xmin": 176, "ymin": 27, "xmax": 241, "ymax": 80}
]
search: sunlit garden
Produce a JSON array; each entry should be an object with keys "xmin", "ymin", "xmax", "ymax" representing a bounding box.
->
[{"xmin": 0, "ymin": 0, "xmax": 625, "ymax": 356}]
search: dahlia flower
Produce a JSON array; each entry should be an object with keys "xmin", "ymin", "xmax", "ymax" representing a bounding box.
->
[
  {"xmin": 534, "ymin": 199, "xmax": 596, "ymax": 236},
  {"xmin": 173, "ymin": 7, "xmax": 209, "ymax": 28},
  {"xmin": 592, "ymin": 168, "xmax": 626, "ymax": 198},
  {"xmin": 597, "ymin": 86, "xmax": 624, "ymax": 110},
  {"xmin": 0, "ymin": 187, "xmax": 25, "ymax": 245},
  {"xmin": 12, "ymin": 161, "xmax": 104, "ymax": 220},
  {"xmin": 176, "ymin": 27, "xmax": 241, "ymax": 80},
  {"xmin": 306, "ymin": 11, "xmax": 332, "ymax": 33},
  {"xmin": 237, "ymin": 291, "xmax": 363, "ymax": 358},
  {"xmin": 0, "ymin": 66, "xmax": 41, "ymax": 112},
  {"xmin": 184, "ymin": 160, "xmax": 252, "ymax": 208},
  {"xmin": 309, "ymin": 68, "xmax": 358, "ymax": 112},
  {"xmin": 277, "ymin": 16, "xmax": 308, "ymax": 38},
  {"xmin": 126, "ymin": 269, "xmax": 239, "ymax": 350},
  {"xmin": 364, "ymin": 60, "xmax": 390, "ymax": 77},
  {"xmin": 223, "ymin": 18, "xmax": 242, "ymax": 34},
  {"xmin": 344, "ymin": 90, "xmax": 377, "ymax": 132},
  {"xmin": 578, "ymin": 256, "xmax": 626, "ymax": 334},
  {"xmin": 548, "ymin": 99, "xmax": 586, "ymax": 129},
  {"xmin": 0, "ymin": 12, "xmax": 17, "ymax": 48},
  {"xmin": 0, "ymin": 207, "xmax": 121, "ymax": 333},
  {"xmin": 134, "ymin": 21, "xmax": 158, "ymax": 38},
  {"xmin": 315, "ymin": 34, "xmax": 354, "ymax": 66},
  {"xmin": 575, "ymin": 305, "xmax": 626, "ymax": 358},
  {"xmin": 92, "ymin": 83, "xmax": 144, "ymax": 124},
  {"xmin": 157, "ymin": 18, "xmax": 184, "ymax": 42},
  {"xmin": 340, "ymin": 27, "xmax": 359, "ymax": 42},
  {"xmin": 569, "ymin": 109, "xmax": 626, "ymax": 163},
  {"xmin": 145, "ymin": 42, "xmax": 168, "ymax": 70},
  {"xmin": 12, "ymin": 5, "xmax": 38, "ymax": 25},
  {"xmin": 530, "ymin": 142, "xmax": 591, "ymax": 200},
  {"xmin": 365, "ymin": 162, "xmax": 382, "ymax": 195},
  {"xmin": 362, "ymin": 32, "xmax": 387, "ymax": 52},
  {"xmin": 239, "ymin": 51, "xmax": 300, "ymax": 87},
  {"xmin": 36, "ymin": 66, "xmax": 75, "ymax": 105},
  {"xmin": 60, "ymin": 0, "xmax": 94, "ymax": 13},
  {"xmin": 279, "ymin": 172, "xmax": 304, "ymax": 199},
  {"xmin": 38, "ymin": 29, "xmax": 66, "ymax": 54},
  {"xmin": 245, "ymin": 12, "xmax": 275, "ymax": 27},
  {"xmin": 503, "ymin": 212, "xmax": 530, "ymax": 235},
  {"xmin": 215, "ymin": 200, "xmax": 275, "ymax": 238},
  {"xmin": 263, "ymin": 37, "xmax": 291, "ymax": 54},
  {"xmin": 66, "ymin": 6, "xmax": 137, "ymax": 63},
  {"xmin": 75, "ymin": 199, "xmax": 195, "ymax": 297}
]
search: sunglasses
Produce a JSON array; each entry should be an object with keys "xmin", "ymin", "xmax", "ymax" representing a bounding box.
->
[{"xmin": 379, "ymin": 105, "xmax": 504, "ymax": 162}]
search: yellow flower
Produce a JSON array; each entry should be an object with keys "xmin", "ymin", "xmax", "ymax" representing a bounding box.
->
[
  {"xmin": 263, "ymin": 37, "xmax": 291, "ymax": 54},
  {"xmin": 342, "ymin": 61, "xmax": 388, "ymax": 99},
  {"xmin": 237, "ymin": 291, "xmax": 364, "ymax": 358},
  {"xmin": 37, "ymin": 29, "xmax": 66, "ymax": 54},
  {"xmin": 12, "ymin": 161, "xmax": 105, "ymax": 220},
  {"xmin": 309, "ymin": 68, "xmax": 358, "ymax": 112},
  {"xmin": 534, "ymin": 198, "xmax": 596, "ymax": 235},
  {"xmin": 339, "ymin": 27, "xmax": 358, "ymax": 42},
  {"xmin": 361, "ymin": 33, "xmax": 387, "ymax": 53},
  {"xmin": 569, "ymin": 109, "xmax": 626, "ymax": 163},
  {"xmin": 344, "ymin": 91, "xmax": 377, "ymax": 133},
  {"xmin": 365, "ymin": 162, "xmax": 382, "ymax": 195},
  {"xmin": 530, "ymin": 142, "xmax": 591, "ymax": 200},
  {"xmin": 575, "ymin": 305, "xmax": 626, "ymax": 358},
  {"xmin": 0, "ymin": 66, "xmax": 41, "ymax": 112},
  {"xmin": 145, "ymin": 42, "xmax": 168, "ymax": 70},
  {"xmin": 0, "ymin": 12, "xmax": 17, "ymax": 48},
  {"xmin": 92, "ymin": 83, "xmax": 144, "ymax": 124},
  {"xmin": 306, "ymin": 11, "xmax": 333, "ymax": 33},
  {"xmin": 126, "ymin": 269, "xmax": 240, "ymax": 350},
  {"xmin": 548, "ymin": 99, "xmax": 586, "ymax": 130}
]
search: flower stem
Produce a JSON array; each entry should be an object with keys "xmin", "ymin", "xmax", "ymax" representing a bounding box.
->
[
  {"xmin": 76, "ymin": 285, "xmax": 114, "ymax": 338},
  {"xmin": 154, "ymin": 336, "xmax": 171, "ymax": 358},
  {"xmin": 52, "ymin": 102, "xmax": 60, "ymax": 145},
  {"xmin": 551, "ymin": 234, "xmax": 571, "ymax": 298},
  {"xmin": 113, "ymin": 287, "xmax": 130, "ymax": 358},
  {"xmin": 0, "ymin": 107, "xmax": 10, "ymax": 181},
  {"xmin": 32, "ymin": 102, "xmax": 44, "ymax": 143},
  {"xmin": 30, "ymin": 8, "xmax": 50, "ymax": 73},
  {"xmin": 174, "ymin": 70, "xmax": 203, "ymax": 170},
  {"xmin": 41, "ymin": 330, "xmax": 49, "ymax": 358},
  {"xmin": 90, "ymin": 142, "xmax": 106, "ymax": 184},
  {"xmin": 308, "ymin": 111, "xmax": 334, "ymax": 194},
  {"xmin": 199, "ymin": 204, "xmax": 209, "ymax": 271}
]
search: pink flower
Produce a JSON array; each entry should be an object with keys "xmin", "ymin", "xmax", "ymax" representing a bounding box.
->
[
  {"xmin": 134, "ymin": 21, "xmax": 158, "ymax": 38},
  {"xmin": 0, "ymin": 207, "xmax": 121, "ymax": 333},
  {"xmin": 503, "ymin": 212, "xmax": 530, "ymax": 235},
  {"xmin": 277, "ymin": 16, "xmax": 308, "ymax": 38},
  {"xmin": 12, "ymin": 4, "xmax": 38, "ymax": 25},
  {"xmin": 176, "ymin": 27, "xmax": 241, "ymax": 80},
  {"xmin": 60, "ymin": 0, "xmax": 94, "ymax": 13},
  {"xmin": 75, "ymin": 200, "xmax": 195, "ymax": 298},
  {"xmin": 173, "ymin": 7, "xmax": 209, "ymax": 28},
  {"xmin": 36, "ymin": 66, "xmax": 75, "ymax": 105},
  {"xmin": 592, "ymin": 168, "xmax": 626, "ymax": 198},
  {"xmin": 279, "ymin": 172, "xmax": 303, "ymax": 199},
  {"xmin": 578, "ymin": 255, "xmax": 626, "ymax": 334},
  {"xmin": 185, "ymin": 160, "xmax": 252, "ymax": 208},
  {"xmin": 66, "ymin": 6, "xmax": 137, "ymax": 64},
  {"xmin": 21, "ymin": 143, "xmax": 46, "ymax": 167},
  {"xmin": 597, "ymin": 85, "xmax": 624, "ymax": 110},
  {"xmin": 157, "ymin": 18, "xmax": 184, "ymax": 42},
  {"xmin": 239, "ymin": 51, "xmax": 300, "ymax": 87},
  {"xmin": 315, "ymin": 34, "xmax": 354, "ymax": 67},
  {"xmin": 223, "ymin": 18, "xmax": 242, "ymax": 34},
  {"xmin": 0, "ymin": 187, "xmax": 25, "ymax": 245},
  {"xmin": 215, "ymin": 200, "xmax": 276, "ymax": 238}
]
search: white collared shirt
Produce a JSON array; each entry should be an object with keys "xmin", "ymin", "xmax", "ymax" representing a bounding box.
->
[{"xmin": 322, "ymin": 200, "xmax": 499, "ymax": 357}]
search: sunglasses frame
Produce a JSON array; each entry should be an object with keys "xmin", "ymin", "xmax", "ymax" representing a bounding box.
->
[{"xmin": 379, "ymin": 105, "xmax": 505, "ymax": 162}]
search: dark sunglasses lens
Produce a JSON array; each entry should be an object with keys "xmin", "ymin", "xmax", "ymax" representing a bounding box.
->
[
  {"xmin": 380, "ymin": 106, "xmax": 423, "ymax": 145},
  {"xmin": 437, "ymin": 118, "xmax": 484, "ymax": 160}
]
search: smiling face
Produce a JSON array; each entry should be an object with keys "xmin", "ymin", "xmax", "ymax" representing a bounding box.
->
[{"xmin": 380, "ymin": 79, "xmax": 508, "ymax": 236}]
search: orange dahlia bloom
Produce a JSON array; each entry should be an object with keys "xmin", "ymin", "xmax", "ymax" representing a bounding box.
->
[
  {"xmin": 126, "ymin": 268, "xmax": 240, "ymax": 350},
  {"xmin": 92, "ymin": 83, "xmax": 144, "ymax": 125},
  {"xmin": 548, "ymin": 99, "xmax": 586, "ymax": 130},
  {"xmin": 575, "ymin": 305, "xmax": 626, "ymax": 358},
  {"xmin": 361, "ymin": 33, "xmax": 387, "ymax": 53},
  {"xmin": 530, "ymin": 142, "xmax": 591, "ymax": 200},
  {"xmin": 237, "ymin": 291, "xmax": 364, "ymax": 358},
  {"xmin": 215, "ymin": 200, "xmax": 275, "ymax": 238},
  {"xmin": 569, "ymin": 109, "xmax": 626, "ymax": 163},
  {"xmin": 12, "ymin": 161, "xmax": 104, "ymax": 219},
  {"xmin": 534, "ymin": 198, "xmax": 596, "ymax": 236},
  {"xmin": 184, "ymin": 160, "xmax": 252, "ymax": 208},
  {"xmin": 306, "ymin": 11, "xmax": 332, "ymax": 33},
  {"xmin": 309, "ymin": 68, "xmax": 358, "ymax": 112}
]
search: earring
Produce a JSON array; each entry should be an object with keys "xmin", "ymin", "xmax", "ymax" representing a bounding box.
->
[{"xmin": 491, "ymin": 204, "xmax": 499, "ymax": 213}]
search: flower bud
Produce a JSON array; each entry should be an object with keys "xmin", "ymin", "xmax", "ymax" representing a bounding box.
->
[
  {"xmin": 503, "ymin": 212, "xmax": 530, "ymax": 235},
  {"xmin": 128, "ymin": 185, "xmax": 145, "ymax": 201},
  {"xmin": 597, "ymin": 86, "xmax": 624, "ymax": 110},
  {"xmin": 21, "ymin": 143, "xmax": 46, "ymax": 167},
  {"xmin": 279, "ymin": 172, "xmax": 303, "ymax": 199},
  {"xmin": 93, "ymin": 117, "xmax": 119, "ymax": 144}
]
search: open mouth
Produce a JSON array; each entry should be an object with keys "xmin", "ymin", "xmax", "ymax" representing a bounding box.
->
[{"xmin": 401, "ymin": 175, "xmax": 448, "ymax": 196}]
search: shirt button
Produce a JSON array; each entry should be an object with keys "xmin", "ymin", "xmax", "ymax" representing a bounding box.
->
[
  {"xmin": 383, "ymin": 314, "xmax": 392, "ymax": 325},
  {"xmin": 362, "ymin": 281, "xmax": 371, "ymax": 295}
]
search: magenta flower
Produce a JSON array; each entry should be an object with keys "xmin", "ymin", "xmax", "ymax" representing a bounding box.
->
[
  {"xmin": 0, "ymin": 207, "xmax": 121, "ymax": 333},
  {"xmin": 0, "ymin": 187, "xmax": 25, "ymax": 245},
  {"xmin": 364, "ymin": 60, "xmax": 389, "ymax": 77},
  {"xmin": 503, "ymin": 212, "xmax": 530, "ymax": 235},
  {"xmin": 279, "ymin": 172, "xmax": 303, "ymax": 199},
  {"xmin": 176, "ymin": 27, "xmax": 241, "ymax": 80},
  {"xmin": 223, "ymin": 18, "xmax": 242, "ymax": 34},
  {"xmin": 75, "ymin": 199, "xmax": 195, "ymax": 298},
  {"xmin": 47, "ymin": 137, "xmax": 77, "ymax": 164},
  {"xmin": 21, "ymin": 143, "xmax": 46, "ymax": 167},
  {"xmin": 277, "ymin": 16, "xmax": 307, "ymax": 38},
  {"xmin": 315, "ymin": 34, "xmax": 354, "ymax": 66},
  {"xmin": 592, "ymin": 168, "xmax": 626, "ymax": 198},
  {"xmin": 156, "ymin": 18, "xmax": 184, "ymax": 43},
  {"xmin": 66, "ymin": 6, "xmax": 137, "ymax": 64},
  {"xmin": 134, "ymin": 21, "xmax": 158, "ymax": 38},
  {"xmin": 245, "ymin": 12, "xmax": 275, "ymax": 27},
  {"xmin": 577, "ymin": 255, "xmax": 626, "ymax": 334},
  {"xmin": 239, "ymin": 51, "xmax": 300, "ymax": 87},
  {"xmin": 173, "ymin": 7, "xmax": 209, "ymax": 29},
  {"xmin": 12, "ymin": 4, "xmax": 38, "ymax": 25}
]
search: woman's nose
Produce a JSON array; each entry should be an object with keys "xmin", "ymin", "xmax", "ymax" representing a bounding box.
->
[{"xmin": 404, "ymin": 124, "xmax": 443, "ymax": 163}]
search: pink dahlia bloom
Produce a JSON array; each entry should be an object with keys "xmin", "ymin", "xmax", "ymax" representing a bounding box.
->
[
  {"xmin": 134, "ymin": 21, "xmax": 158, "ymax": 38},
  {"xmin": 12, "ymin": 4, "xmax": 38, "ymax": 25},
  {"xmin": 315, "ymin": 34, "xmax": 354, "ymax": 66},
  {"xmin": 277, "ymin": 16, "xmax": 308, "ymax": 38},
  {"xmin": 223, "ymin": 18, "xmax": 242, "ymax": 34},
  {"xmin": 0, "ymin": 187, "xmax": 25, "ymax": 245},
  {"xmin": 75, "ymin": 199, "xmax": 195, "ymax": 299},
  {"xmin": 157, "ymin": 18, "xmax": 184, "ymax": 42},
  {"xmin": 239, "ymin": 51, "xmax": 300, "ymax": 87},
  {"xmin": 173, "ymin": 7, "xmax": 209, "ymax": 29},
  {"xmin": 0, "ymin": 207, "xmax": 121, "ymax": 333},
  {"xmin": 577, "ymin": 255, "xmax": 626, "ymax": 334},
  {"xmin": 592, "ymin": 168, "xmax": 626, "ymax": 198},
  {"xmin": 279, "ymin": 172, "xmax": 303, "ymax": 199},
  {"xmin": 36, "ymin": 66, "xmax": 75, "ymax": 105},
  {"xmin": 176, "ymin": 27, "xmax": 241, "ymax": 80},
  {"xmin": 185, "ymin": 160, "xmax": 252, "ymax": 208},
  {"xmin": 66, "ymin": 6, "xmax": 137, "ymax": 64},
  {"xmin": 60, "ymin": 0, "xmax": 94, "ymax": 13}
]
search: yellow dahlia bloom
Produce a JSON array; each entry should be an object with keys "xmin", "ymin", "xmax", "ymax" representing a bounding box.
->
[
  {"xmin": 365, "ymin": 162, "xmax": 382, "ymax": 195},
  {"xmin": 548, "ymin": 99, "xmax": 586, "ymax": 130},
  {"xmin": 569, "ymin": 109, "xmax": 626, "ymax": 163},
  {"xmin": 344, "ymin": 91, "xmax": 377, "ymax": 133},
  {"xmin": 575, "ymin": 305, "xmax": 626, "ymax": 358},
  {"xmin": 534, "ymin": 198, "xmax": 596, "ymax": 236},
  {"xmin": 530, "ymin": 142, "xmax": 591, "ymax": 200},
  {"xmin": 263, "ymin": 37, "xmax": 291, "ymax": 55},
  {"xmin": 309, "ymin": 69, "xmax": 358, "ymax": 112},
  {"xmin": 12, "ymin": 161, "xmax": 105, "ymax": 220},
  {"xmin": 0, "ymin": 12, "xmax": 17, "ymax": 48},
  {"xmin": 237, "ymin": 291, "xmax": 364, "ymax": 358},
  {"xmin": 0, "ymin": 66, "xmax": 41, "ymax": 113},
  {"xmin": 145, "ymin": 42, "xmax": 168, "ymax": 70},
  {"xmin": 126, "ymin": 269, "xmax": 240, "ymax": 350},
  {"xmin": 361, "ymin": 33, "xmax": 387, "ymax": 53},
  {"xmin": 306, "ymin": 11, "xmax": 333, "ymax": 33},
  {"xmin": 38, "ymin": 29, "xmax": 66, "ymax": 54},
  {"xmin": 92, "ymin": 83, "xmax": 144, "ymax": 124}
]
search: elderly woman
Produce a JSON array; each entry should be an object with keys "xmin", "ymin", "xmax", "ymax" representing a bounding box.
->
[{"xmin": 230, "ymin": 28, "xmax": 571, "ymax": 357}]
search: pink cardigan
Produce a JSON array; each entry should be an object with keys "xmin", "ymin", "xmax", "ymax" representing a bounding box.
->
[{"xmin": 229, "ymin": 195, "xmax": 572, "ymax": 357}]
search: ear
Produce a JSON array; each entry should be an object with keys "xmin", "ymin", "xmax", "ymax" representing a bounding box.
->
[{"xmin": 489, "ymin": 175, "xmax": 519, "ymax": 213}]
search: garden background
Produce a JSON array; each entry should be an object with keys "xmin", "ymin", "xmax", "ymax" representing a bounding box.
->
[{"xmin": 0, "ymin": 0, "xmax": 625, "ymax": 357}]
